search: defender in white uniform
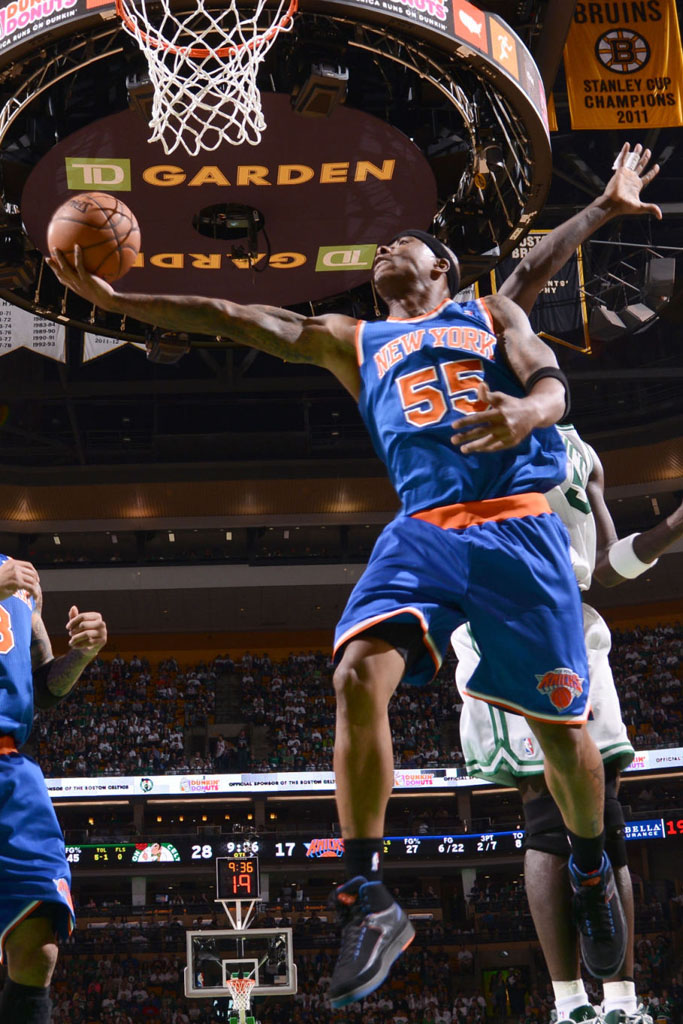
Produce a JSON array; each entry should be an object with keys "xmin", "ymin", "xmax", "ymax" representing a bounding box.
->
[{"xmin": 449, "ymin": 144, "xmax": 682, "ymax": 1024}]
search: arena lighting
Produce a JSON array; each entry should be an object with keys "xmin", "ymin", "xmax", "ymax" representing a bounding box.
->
[
  {"xmin": 291, "ymin": 62, "xmax": 349, "ymax": 117},
  {"xmin": 266, "ymin": 795, "xmax": 336, "ymax": 802},
  {"xmin": 52, "ymin": 800, "xmax": 130, "ymax": 807},
  {"xmin": 147, "ymin": 797, "xmax": 252, "ymax": 804}
]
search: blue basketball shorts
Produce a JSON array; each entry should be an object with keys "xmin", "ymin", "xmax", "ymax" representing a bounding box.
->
[
  {"xmin": 0, "ymin": 752, "xmax": 74, "ymax": 961},
  {"xmin": 334, "ymin": 500, "xmax": 590, "ymax": 723}
]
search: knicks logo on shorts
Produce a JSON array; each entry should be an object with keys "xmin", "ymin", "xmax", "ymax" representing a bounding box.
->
[
  {"xmin": 535, "ymin": 667, "xmax": 584, "ymax": 712},
  {"xmin": 53, "ymin": 877, "xmax": 74, "ymax": 915}
]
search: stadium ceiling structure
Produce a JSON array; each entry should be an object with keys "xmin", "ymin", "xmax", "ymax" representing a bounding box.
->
[{"xmin": 0, "ymin": 0, "xmax": 681, "ymax": 562}]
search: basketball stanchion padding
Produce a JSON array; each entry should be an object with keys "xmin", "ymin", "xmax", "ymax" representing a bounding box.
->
[
  {"xmin": 226, "ymin": 975, "xmax": 256, "ymax": 1024},
  {"xmin": 115, "ymin": 0, "xmax": 298, "ymax": 155}
]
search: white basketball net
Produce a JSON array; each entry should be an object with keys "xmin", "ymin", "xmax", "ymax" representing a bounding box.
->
[
  {"xmin": 225, "ymin": 976, "xmax": 256, "ymax": 1024},
  {"xmin": 115, "ymin": 0, "xmax": 298, "ymax": 155}
]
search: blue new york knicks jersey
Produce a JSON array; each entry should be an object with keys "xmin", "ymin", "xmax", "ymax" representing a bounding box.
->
[
  {"xmin": 0, "ymin": 554, "xmax": 36, "ymax": 746},
  {"xmin": 355, "ymin": 297, "xmax": 566, "ymax": 514}
]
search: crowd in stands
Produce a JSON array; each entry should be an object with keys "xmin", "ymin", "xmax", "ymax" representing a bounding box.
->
[
  {"xmin": 13, "ymin": 930, "xmax": 681, "ymax": 1024},
  {"xmin": 609, "ymin": 625, "xmax": 683, "ymax": 751},
  {"xmin": 34, "ymin": 656, "xmax": 218, "ymax": 779},
  {"xmin": 32, "ymin": 624, "xmax": 682, "ymax": 781}
]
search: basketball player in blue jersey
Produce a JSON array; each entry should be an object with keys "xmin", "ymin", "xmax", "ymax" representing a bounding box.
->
[
  {"xmin": 0, "ymin": 555, "xmax": 107, "ymax": 1024},
  {"xmin": 50, "ymin": 158, "xmax": 638, "ymax": 1007}
]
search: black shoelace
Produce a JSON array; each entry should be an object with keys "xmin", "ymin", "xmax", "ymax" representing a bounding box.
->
[{"xmin": 575, "ymin": 887, "xmax": 617, "ymax": 939}]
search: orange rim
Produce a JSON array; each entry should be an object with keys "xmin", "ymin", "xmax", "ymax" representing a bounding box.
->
[{"xmin": 115, "ymin": 0, "xmax": 298, "ymax": 59}]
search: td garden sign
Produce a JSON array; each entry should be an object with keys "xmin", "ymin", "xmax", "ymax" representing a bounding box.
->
[{"xmin": 22, "ymin": 95, "xmax": 438, "ymax": 307}]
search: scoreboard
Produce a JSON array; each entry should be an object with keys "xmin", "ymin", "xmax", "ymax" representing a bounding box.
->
[{"xmin": 64, "ymin": 818, "xmax": 670, "ymax": 869}]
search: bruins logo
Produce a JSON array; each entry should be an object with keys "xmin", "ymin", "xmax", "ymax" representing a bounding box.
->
[{"xmin": 595, "ymin": 28, "xmax": 651, "ymax": 74}]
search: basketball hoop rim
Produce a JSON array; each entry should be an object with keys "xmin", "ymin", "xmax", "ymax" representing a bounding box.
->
[
  {"xmin": 226, "ymin": 977, "xmax": 256, "ymax": 1000},
  {"xmin": 114, "ymin": 0, "xmax": 297, "ymax": 58}
]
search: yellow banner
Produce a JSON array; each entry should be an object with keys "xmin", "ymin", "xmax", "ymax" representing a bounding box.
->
[{"xmin": 564, "ymin": 0, "xmax": 683, "ymax": 130}]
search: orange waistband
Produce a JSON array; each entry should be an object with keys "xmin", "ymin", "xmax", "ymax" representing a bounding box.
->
[
  {"xmin": 0, "ymin": 736, "xmax": 18, "ymax": 755},
  {"xmin": 412, "ymin": 491, "xmax": 552, "ymax": 530}
]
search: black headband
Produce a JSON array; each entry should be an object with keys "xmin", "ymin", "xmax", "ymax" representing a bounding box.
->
[{"xmin": 389, "ymin": 229, "xmax": 460, "ymax": 296}]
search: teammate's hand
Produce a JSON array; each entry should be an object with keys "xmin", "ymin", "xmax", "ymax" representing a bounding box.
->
[
  {"xmin": 46, "ymin": 246, "xmax": 117, "ymax": 309},
  {"xmin": 66, "ymin": 605, "xmax": 107, "ymax": 656},
  {"xmin": 602, "ymin": 142, "xmax": 662, "ymax": 220},
  {"xmin": 451, "ymin": 382, "xmax": 536, "ymax": 453},
  {"xmin": 0, "ymin": 558, "xmax": 41, "ymax": 601}
]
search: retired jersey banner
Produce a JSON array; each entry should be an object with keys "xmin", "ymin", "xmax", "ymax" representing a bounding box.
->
[
  {"xmin": 83, "ymin": 332, "xmax": 145, "ymax": 362},
  {"xmin": 0, "ymin": 299, "xmax": 65, "ymax": 361},
  {"xmin": 490, "ymin": 231, "xmax": 590, "ymax": 352},
  {"xmin": 564, "ymin": 0, "xmax": 683, "ymax": 130}
]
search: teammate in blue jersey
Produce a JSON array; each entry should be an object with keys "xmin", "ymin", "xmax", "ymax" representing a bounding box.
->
[
  {"xmin": 0, "ymin": 555, "xmax": 107, "ymax": 1024},
  {"xmin": 51, "ymin": 186, "xmax": 613, "ymax": 1007}
]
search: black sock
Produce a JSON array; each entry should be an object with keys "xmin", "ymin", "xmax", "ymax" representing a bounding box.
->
[
  {"xmin": 568, "ymin": 829, "xmax": 605, "ymax": 873},
  {"xmin": 0, "ymin": 979, "xmax": 51, "ymax": 1024},
  {"xmin": 344, "ymin": 838, "xmax": 384, "ymax": 881}
]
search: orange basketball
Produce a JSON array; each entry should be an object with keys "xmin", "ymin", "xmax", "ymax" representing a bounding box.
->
[{"xmin": 47, "ymin": 192, "xmax": 141, "ymax": 283}]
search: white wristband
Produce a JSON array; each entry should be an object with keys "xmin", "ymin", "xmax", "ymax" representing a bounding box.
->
[{"xmin": 607, "ymin": 533, "xmax": 658, "ymax": 579}]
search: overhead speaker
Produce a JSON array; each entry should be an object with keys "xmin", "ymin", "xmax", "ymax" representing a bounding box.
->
[
  {"xmin": 291, "ymin": 63, "xmax": 349, "ymax": 118},
  {"xmin": 620, "ymin": 303, "xmax": 656, "ymax": 329},
  {"xmin": 645, "ymin": 257, "xmax": 676, "ymax": 299},
  {"xmin": 588, "ymin": 306, "xmax": 625, "ymax": 341}
]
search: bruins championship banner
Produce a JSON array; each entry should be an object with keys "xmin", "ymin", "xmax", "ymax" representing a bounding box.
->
[
  {"xmin": 489, "ymin": 231, "xmax": 590, "ymax": 353},
  {"xmin": 564, "ymin": 0, "xmax": 683, "ymax": 130}
]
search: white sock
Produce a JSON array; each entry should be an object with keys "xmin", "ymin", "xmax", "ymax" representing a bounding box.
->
[
  {"xmin": 603, "ymin": 981, "xmax": 638, "ymax": 1015},
  {"xmin": 553, "ymin": 980, "xmax": 590, "ymax": 1019}
]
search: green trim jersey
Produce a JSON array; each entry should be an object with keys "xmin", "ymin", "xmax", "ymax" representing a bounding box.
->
[{"xmin": 547, "ymin": 425, "xmax": 597, "ymax": 592}]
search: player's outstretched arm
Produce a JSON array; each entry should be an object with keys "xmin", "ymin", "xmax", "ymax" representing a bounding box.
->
[
  {"xmin": 499, "ymin": 142, "xmax": 662, "ymax": 315},
  {"xmin": 588, "ymin": 453, "xmax": 683, "ymax": 587},
  {"xmin": 451, "ymin": 293, "xmax": 567, "ymax": 453},
  {"xmin": 46, "ymin": 246, "xmax": 360, "ymax": 393},
  {"xmin": 31, "ymin": 603, "xmax": 107, "ymax": 707}
]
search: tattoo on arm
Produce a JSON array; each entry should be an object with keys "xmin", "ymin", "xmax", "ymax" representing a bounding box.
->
[
  {"xmin": 43, "ymin": 649, "xmax": 93, "ymax": 698},
  {"xmin": 30, "ymin": 613, "xmax": 53, "ymax": 673},
  {"xmin": 32, "ymin": 611, "xmax": 92, "ymax": 698}
]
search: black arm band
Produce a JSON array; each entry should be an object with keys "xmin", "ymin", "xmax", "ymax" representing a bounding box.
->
[
  {"xmin": 33, "ymin": 660, "xmax": 64, "ymax": 709},
  {"xmin": 525, "ymin": 366, "xmax": 571, "ymax": 421}
]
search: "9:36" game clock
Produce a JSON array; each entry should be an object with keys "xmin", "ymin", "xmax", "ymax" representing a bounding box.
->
[{"xmin": 216, "ymin": 855, "xmax": 261, "ymax": 900}]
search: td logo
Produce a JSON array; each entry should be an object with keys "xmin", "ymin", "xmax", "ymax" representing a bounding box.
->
[
  {"xmin": 316, "ymin": 243, "xmax": 377, "ymax": 272},
  {"xmin": 66, "ymin": 158, "xmax": 132, "ymax": 191}
]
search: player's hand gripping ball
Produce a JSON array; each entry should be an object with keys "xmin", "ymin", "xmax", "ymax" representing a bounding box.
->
[{"xmin": 47, "ymin": 192, "xmax": 141, "ymax": 282}]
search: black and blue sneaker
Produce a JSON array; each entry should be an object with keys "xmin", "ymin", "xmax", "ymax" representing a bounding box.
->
[
  {"xmin": 568, "ymin": 852, "xmax": 627, "ymax": 979},
  {"xmin": 327, "ymin": 876, "xmax": 415, "ymax": 1008}
]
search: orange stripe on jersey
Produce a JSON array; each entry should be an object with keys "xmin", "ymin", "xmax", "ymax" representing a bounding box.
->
[
  {"xmin": 464, "ymin": 689, "xmax": 591, "ymax": 726},
  {"xmin": 333, "ymin": 607, "xmax": 442, "ymax": 676},
  {"xmin": 0, "ymin": 900, "xmax": 42, "ymax": 962},
  {"xmin": 474, "ymin": 297, "xmax": 494, "ymax": 333},
  {"xmin": 354, "ymin": 320, "xmax": 365, "ymax": 367},
  {"xmin": 412, "ymin": 491, "xmax": 551, "ymax": 530},
  {"xmin": 0, "ymin": 735, "xmax": 18, "ymax": 755}
]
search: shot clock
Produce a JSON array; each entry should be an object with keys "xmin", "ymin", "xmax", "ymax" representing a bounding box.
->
[{"xmin": 216, "ymin": 855, "xmax": 261, "ymax": 900}]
